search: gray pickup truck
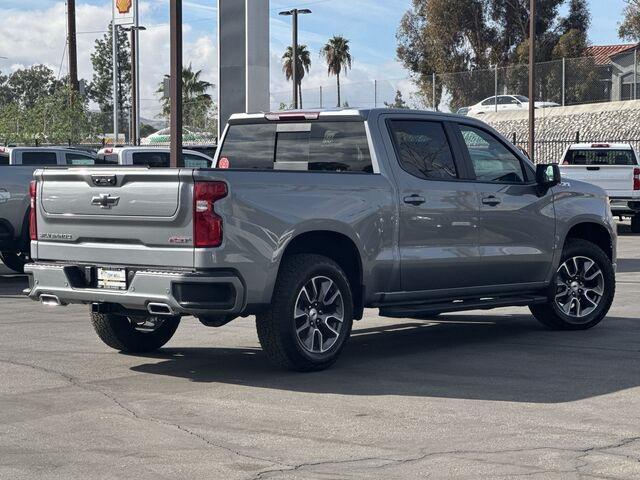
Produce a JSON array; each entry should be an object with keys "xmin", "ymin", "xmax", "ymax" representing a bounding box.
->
[
  {"xmin": 25, "ymin": 109, "xmax": 617, "ymax": 371},
  {"xmin": 0, "ymin": 147, "xmax": 97, "ymax": 272}
]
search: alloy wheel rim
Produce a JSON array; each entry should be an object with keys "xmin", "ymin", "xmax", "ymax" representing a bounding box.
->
[
  {"xmin": 555, "ymin": 256, "xmax": 605, "ymax": 320},
  {"xmin": 294, "ymin": 276, "xmax": 345, "ymax": 354}
]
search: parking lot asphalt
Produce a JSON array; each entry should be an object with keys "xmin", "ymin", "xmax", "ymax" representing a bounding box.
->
[{"xmin": 1, "ymin": 226, "xmax": 639, "ymax": 480}]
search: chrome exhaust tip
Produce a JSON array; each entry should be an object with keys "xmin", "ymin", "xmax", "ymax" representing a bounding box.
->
[
  {"xmin": 40, "ymin": 294, "xmax": 62, "ymax": 307},
  {"xmin": 147, "ymin": 303, "xmax": 175, "ymax": 316}
]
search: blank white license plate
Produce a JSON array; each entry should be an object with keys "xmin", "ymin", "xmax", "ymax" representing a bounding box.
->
[{"xmin": 97, "ymin": 268, "xmax": 127, "ymax": 291}]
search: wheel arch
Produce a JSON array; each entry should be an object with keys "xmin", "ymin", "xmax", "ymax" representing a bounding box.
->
[
  {"xmin": 277, "ymin": 230, "xmax": 365, "ymax": 320},
  {"xmin": 563, "ymin": 221, "xmax": 614, "ymax": 261}
]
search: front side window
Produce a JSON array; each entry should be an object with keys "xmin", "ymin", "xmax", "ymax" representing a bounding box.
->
[
  {"xmin": 388, "ymin": 120, "xmax": 458, "ymax": 180},
  {"xmin": 66, "ymin": 153, "xmax": 96, "ymax": 165},
  {"xmin": 21, "ymin": 151, "xmax": 58, "ymax": 166},
  {"xmin": 459, "ymin": 125, "xmax": 526, "ymax": 183},
  {"xmin": 0, "ymin": 153, "xmax": 8, "ymax": 165},
  {"xmin": 481, "ymin": 97, "xmax": 496, "ymax": 106},
  {"xmin": 183, "ymin": 153, "xmax": 211, "ymax": 168}
]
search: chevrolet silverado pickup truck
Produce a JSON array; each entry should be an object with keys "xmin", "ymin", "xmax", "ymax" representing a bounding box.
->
[
  {"xmin": 0, "ymin": 147, "xmax": 97, "ymax": 272},
  {"xmin": 560, "ymin": 143, "xmax": 640, "ymax": 232},
  {"xmin": 25, "ymin": 109, "xmax": 617, "ymax": 371}
]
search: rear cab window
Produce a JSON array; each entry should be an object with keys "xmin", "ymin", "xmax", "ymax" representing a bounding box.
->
[
  {"xmin": 218, "ymin": 120, "xmax": 373, "ymax": 173},
  {"xmin": 0, "ymin": 152, "xmax": 8, "ymax": 165},
  {"xmin": 132, "ymin": 152, "xmax": 171, "ymax": 168},
  {"xmin": 564, "ymin": 149, "xmax": 637, "ymax": 166}
]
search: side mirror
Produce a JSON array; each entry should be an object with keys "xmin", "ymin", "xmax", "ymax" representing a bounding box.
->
[{"xmin": 536, "ymin": 163, "xmax": 561, "ymax": 188}]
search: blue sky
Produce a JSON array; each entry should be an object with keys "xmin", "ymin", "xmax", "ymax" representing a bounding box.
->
[{"xmin": 0, "ymin": 0, "xmax": 631, "ymax": 115}]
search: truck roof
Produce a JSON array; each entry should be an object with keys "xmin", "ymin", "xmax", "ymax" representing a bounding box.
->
[{"xmin": 228, "ymin": 108, "xmax": 474, "ymax": 124}]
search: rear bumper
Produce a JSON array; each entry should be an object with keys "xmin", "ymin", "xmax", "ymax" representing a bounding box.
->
[
  {"xmin": 610, "ymin": 198, "xmax": 640, "ymax": 214},
  {"xmin": 24, "ymin": 263, "xmax": 245, "ymax": 317}
]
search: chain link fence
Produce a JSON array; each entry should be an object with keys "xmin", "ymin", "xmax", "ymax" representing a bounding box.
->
[{"xmin": 273, "ymin": 55, "xmax": 635, "ymax": 113}]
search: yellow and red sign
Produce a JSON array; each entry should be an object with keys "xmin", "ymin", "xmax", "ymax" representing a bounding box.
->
[{"xmin": 113, "ymin": 0, "xmax": 136, "ymax": 26}]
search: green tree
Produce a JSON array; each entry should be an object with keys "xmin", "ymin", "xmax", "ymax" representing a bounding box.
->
[
  {"xmin": 6, "ymin": 65, "xmax": 61, "ymax": 108},
  {"xmin": 282, "ymin": 44, "xmax": 312, "ymax": 108},
  {"xmin": 620, "ymin": 0, "xmax": 640, "ymax": 41},
  {"xmin": 397, "ymin": 0, "xmax": 590, "ymax": 111},
  {"xmin": 157, "ymin": 64, "xmax": 216, "ymax": 132},
  {"xmin": 320, "ymin": 36, "xmax": 353, "ymax": 107},
  {"xmin": 385, "ymin": 90, "xmax": 409, "ymax": 109},
  {"xmin": 88, "ymin": 22, "xmax": 131, "ymax": 136}
]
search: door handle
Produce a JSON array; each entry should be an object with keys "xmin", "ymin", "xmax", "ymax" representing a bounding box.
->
[
  {"xmin": 482, "ymin": 195, "xmax": 502, "ymax": 207},
  {"xmin": 404, "ymin": 195, "xmax": 426, "ymax": 206}
]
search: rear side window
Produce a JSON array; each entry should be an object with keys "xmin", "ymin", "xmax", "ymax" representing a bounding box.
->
[
  {"xmin": 388, "ymin": 120, "xmax": 458, "ymax": 180},
  {"xmin": 21, "ymin": 151, "xmax": 58, "ymax": 166},
  {"xmin": 218, "ymin": 121, "xmax": 373, "ymax": 173},
  {"xmin": 132, "ymin": 152, "xmax": 170, "ymax": 168},
  {"xmin": 66, "ymin": 153, "xmax": 96, "ymax": 165},
  {"xmin": 0, "ymin": 153, "xmax": 8, "ymax": 165},
  {"xmin": 564, "ymin": 149, "xmax": 636, "ymax": 166}
]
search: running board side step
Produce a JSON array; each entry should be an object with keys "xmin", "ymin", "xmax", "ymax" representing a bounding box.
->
[{"xmin": 379, "ymin": 295, "xmax": 548, "ymax": 318}]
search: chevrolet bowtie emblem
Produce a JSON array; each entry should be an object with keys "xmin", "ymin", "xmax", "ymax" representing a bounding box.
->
[{"xmin": 91, "ymin": 193, "xmax": 120, "ymax": 209}]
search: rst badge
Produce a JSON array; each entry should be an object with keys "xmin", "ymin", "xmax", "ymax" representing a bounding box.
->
[{"xmin": 169, "ymin": 236, "xmax": 192, "ymax": 245}]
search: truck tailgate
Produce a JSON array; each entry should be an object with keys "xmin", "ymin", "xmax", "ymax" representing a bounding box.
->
[
  {"xmin": 34, "ymin": 168, "xmax": 195, "ymax": 268},
  {"xmin": 560, "ymin": 166, "xmax": 637, "ymax": 198}
]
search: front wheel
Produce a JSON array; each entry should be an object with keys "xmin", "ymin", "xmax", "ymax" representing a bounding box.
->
[
  {"xmin": 530, "ymin": 239, "xmax": 615, "ymax": 330},
  {"xmin": 1, "ymin": 252, "xmax": 30, "ymax": 274},
  {"xmin": 256, "ymin": 254, "xmax": 354, "ymax": 372},
  {"xmin": 91, "ymin": 312, "xmax": 180, "ymax": 353}
]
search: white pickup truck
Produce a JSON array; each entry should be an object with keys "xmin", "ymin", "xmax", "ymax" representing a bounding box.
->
[{"xmin": 560, "ymin": 143, "xmax": 640, "ymax": 232}]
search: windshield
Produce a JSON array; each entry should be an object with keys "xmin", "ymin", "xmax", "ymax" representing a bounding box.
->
[{"xmin": 564, "ymin": 149, "xmax": 637, "ymax": 166}]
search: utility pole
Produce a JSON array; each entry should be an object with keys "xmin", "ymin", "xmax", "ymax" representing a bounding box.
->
[
  {"xmin": 67, "ymin": 0, "xmax": 79, "ymax": 92},
  {"xmin": 112, "ymin": 21, "xmax": 119, "ymax": 144},
  {"xmin": 279, "ymin": 8, "xmax": 312, "ymax": 110},
  {"xmin": 170, "ymin": 0, "xmax": 183, "ymax": 168},
  {"xmin": 528, "ymin": 0, "xmax": 536, "ymax": 163}
]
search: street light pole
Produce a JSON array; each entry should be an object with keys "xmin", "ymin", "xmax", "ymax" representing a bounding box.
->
[
  {"xmin": 528, "ymin": 0, "xmax": 536, "ymax": 163},
  {"xmin": 279, "ymin": 8, "xmax": 312, "ymax": 110},
  {"xmin": 169, "ymin": 0, "xmax": 182, "ymax": 168},
  {"xmin": 125, "ymin": 26, "xmax": 146, "ymax": 145}
]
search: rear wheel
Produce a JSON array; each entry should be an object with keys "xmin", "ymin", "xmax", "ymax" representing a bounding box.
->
[
  {"xmin": 91, "ymin": 312, "xmax": 180, "ymax": 353},
  {"xmin": 631, "ymin": 215, "xmax": 640, "ymax": 233},
  {"xmin": 0, "ymin": 252, "xmax": 30, "ymax": 274},
  {"xmin": 530, "ymin": 239, "xmax": 615, "ymax": 330},
  {"xmin": 256, "ymin": 254, "xmax": 354, "ymax": 372}
]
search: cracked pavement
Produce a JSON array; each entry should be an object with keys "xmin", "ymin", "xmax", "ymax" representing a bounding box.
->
[{"xmin": 0, "ymin": 227, "xmax": 639, "ymax": 479}]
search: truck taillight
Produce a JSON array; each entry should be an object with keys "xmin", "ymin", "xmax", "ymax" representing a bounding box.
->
[
  {"xmin": 635, "ymin": 168, "xmax": 640, "ymax": 191},
  {"xmin": 29, "ymin": 180, "xmax": 37, "ymax": 241},
  {"xmin": 193, "ymin": 181, "xmax": 227, "ymax": 248}
]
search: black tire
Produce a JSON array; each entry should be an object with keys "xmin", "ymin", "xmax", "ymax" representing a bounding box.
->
[
  {"xmin": 631, "ymin": 215, "xmax": 640, "ymax": 234},
  {"xmin": 530, "ymin": 239, "xmax": 615, "ymax": 330},
  {"xmin": 0, "ymin": 252, "xmax": 29, "ymax": 274},
  {"xmin": 91, "ymin": 312, "xmax": 180, "ymax": 353},
  {"xmin": 256, "ymin": 254, "xmax": 354, "ymax": 372}
]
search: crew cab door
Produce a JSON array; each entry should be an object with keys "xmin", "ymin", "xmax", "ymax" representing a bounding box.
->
[
  {"xmin": 455, "ymin": 123, "xmax": 556, "ymax": 286},
  {"xmin": 384, "ymin": 117, "xmax": 481, "ymax": 292}
]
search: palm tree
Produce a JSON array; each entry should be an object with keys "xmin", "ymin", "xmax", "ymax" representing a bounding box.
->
[
  {"xmin": 320, "ymin": 36, "xmax": 352, "ymax": 107},
  {"xmin": 282, "ymin": 45, "xmax": 312, "ymax": 108},
  {"xmin": 157, "ymin": 63, "xmax": 213, "ymax": 127}
]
